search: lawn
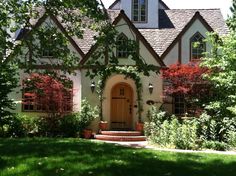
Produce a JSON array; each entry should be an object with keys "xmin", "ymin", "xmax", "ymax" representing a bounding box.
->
[{"xmin": 0, "ymin": 138, "xmax": 236, "ymax": 176}]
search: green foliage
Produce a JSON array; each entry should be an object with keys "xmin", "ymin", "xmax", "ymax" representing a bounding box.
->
[
  {"xmin": 145, "ymin": 108, "xmax": 199, "ymax": 150},
  {"xmin": 227, "ymin": 130, "xmax": 236, "ymax": 147},
  {"xmin": 201, "ymin": 32, "xmax": 236, "ymax": 118},
  {"xmin": 0, "ymin": 99, "xmax": 98, "ymax": 138},
  {"xmin": 227, "ymin": 0, "xmax": 236, "ymax": 31},
  {"xmin": 148, "ymin": 118, "xmax": 199, "ymax": 150},
  {"xmin": 0, "ymin": 115, "xmax": 25, "ymax": 137},
  {"xmin": 37, "ymin": 99, "xmax": 97, "ymax": 137},
  {"xmin": 0, "ymin": 0, "xmax": 107, "ymax": 116},
  {"xmin": 78, "ymin": 99, "xmax": 98, "ymax": 132},
  {"xmin": 0, "ymin": 62, "xmax": 18, "ymax": 122},
  {"xmin": 59, "ymin": 113, "xmax": 81, "ymax": 137},
  {"xmin": 202, "ymin": 141, "xmax": 229, "ymax": 151},
  {"xmin": 145, "ymin": 108, "xmax": 236, "ymax": 150}
]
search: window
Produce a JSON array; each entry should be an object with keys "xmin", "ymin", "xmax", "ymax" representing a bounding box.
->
[
  {"xmin": 174, "ymin": 94, "xmax": 186, "ymax": 115},
  {"xmin": 42, "ymin": 49, "xmax": 53, "ymax": 58},
  {"xmin": 22, "ymin": 90, "xmax": 73, "ymax": 112},
  {"xmin": 190, "ymin": 32, "xmax": 206, "ymax": 61},
  {"xmin": 117, "ymin": 33, "xmax": 129, "ymax": 58},
  {"xmin": 22, "ymin": 79, "xmax": 73, "ymax": 112},
  {"xmin": 132, "ymin": 0, "xmax": 147, "ymax": 22}
]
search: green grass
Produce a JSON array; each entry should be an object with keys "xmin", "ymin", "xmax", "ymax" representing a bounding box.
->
[{"xmin": 0, "ymin": 138, "xmax": 236, "ymax": 176}]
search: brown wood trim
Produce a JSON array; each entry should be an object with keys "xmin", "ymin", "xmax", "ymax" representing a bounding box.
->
[
  {"xmin": 108, "ymin": 0, "xmax": 120, "ymax": 9},
  {"xmin": 112, "ymin": 97, "xmax": 126, "ymax": 99},
  {"xmin": 136, "ymin": 35, "xmax": 140, "ymax": 56},
  {"xmin": 19, "ymin": 14, "xmax": 48, "ymax": 40},
  {"xmin": 159, "ymin": 0, "xmax": 170, "ymax": 10},
  {"xmin": 161, "ymin": 11, "xmax": 214, "ymax": 61},
  {"xmin": 16, "ymin": 13, "xmax": 85, "ymax": 58},
  {"xmin": 117, "ymin": 10, "xmax": 164, "ymax": 66},
  {"xmin": 178, "ymin": 40, "xmax": 182, "ymax": 64},
  {"xmin": 81, "ymin": 10, "xmax": 165, "ymax": 67},
  {"xmin": 49, "ymin": 15, "xmax": 85, "ymax": 57}
]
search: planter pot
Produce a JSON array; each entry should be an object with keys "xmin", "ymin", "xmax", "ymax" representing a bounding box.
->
[
  {"xmin": 99, "ymin": 121, "xmax": 108, "ymax": 131},
  {"xmin": 83, "ymin": 129, "xmax": 93, "ymax": 139},
  {"xmin": 135, "ymin": 122, "xmax": 144, "ymax": 132}
]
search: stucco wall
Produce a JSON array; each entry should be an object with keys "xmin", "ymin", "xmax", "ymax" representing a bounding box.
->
[
  {"xmin": 120, "ymin": 0, "xmax": 159, "ymax": 28},
  {"xmin": 181, "ymin": 19, "xmax": 211, "ymax": 64},
  {"xmin": 163, "ymin": 43, "xmax": 179, "ymax": 66}
]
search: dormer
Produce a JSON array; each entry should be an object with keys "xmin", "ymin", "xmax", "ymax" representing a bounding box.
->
[{"xmin": 109, "ymin": 0, "xmax": 160, "ymax": 28}]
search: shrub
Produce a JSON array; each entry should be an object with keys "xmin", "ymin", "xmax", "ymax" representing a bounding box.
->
[
  {"xmin": 59, "ymin": 113, "xmax": 81, "ymax": 137},
  {"xmin": 202, "ymin": 141, "xmax": 229, "ymax": 151},
  {"xmin": 227, "ymin": 130, "xmax": 236, "ymax": 148},
  {"xmin": 146, "ymin": 112, "xmax": 199, "ymax": 150},
  {"xmin": 17, "ymin": 114, "xmax": 39, "ymax": 136},
  {"xmin": 145, "ymin": 106, "xmax": 168, "ymax": 137},
  {"xmin": 37, "ymin": 115, "xmax": 61, "ymax": 137},
  {"xmin": 175, "ymin": 120, "xmax": 198, "ymax": 150},
  {"xmin": 0, "ymin": 115, "xmax": 25, "ymax": 137},
  {"xmin": 78, "ymin": 99, "xmax": 98, "ymax": 133}
]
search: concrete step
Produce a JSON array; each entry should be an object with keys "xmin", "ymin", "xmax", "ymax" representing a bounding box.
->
[
  {"xmin": 100, "ymin": 131, "xmax": 142, "ymax": 136},
  {"xmin": 95, "ymin": 134, "xmax": 146, "ymax": 142}
]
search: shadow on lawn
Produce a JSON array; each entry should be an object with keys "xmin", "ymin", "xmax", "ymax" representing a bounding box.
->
[{"xmin": 0, "ymin": 138, "xmax": 236, "ymax": 176}]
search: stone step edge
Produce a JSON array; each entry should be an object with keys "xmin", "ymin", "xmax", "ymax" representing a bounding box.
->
[
  {"xmin": 100, "ymin": 131, "xmax": 142, "ymax": 136},
  {"xmin": 95, "ymin": 135, "xmax": 146, "ymax": 142}
]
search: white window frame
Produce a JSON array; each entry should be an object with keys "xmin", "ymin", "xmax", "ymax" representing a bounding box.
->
[{"xmin": 132, "ymin": 0, "xmax": 148, "ymax": 23}]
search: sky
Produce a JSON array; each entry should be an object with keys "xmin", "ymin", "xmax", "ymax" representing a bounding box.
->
[{"xmin": 102, "ymin": 0, "xmax": 233, "ymax": 19}]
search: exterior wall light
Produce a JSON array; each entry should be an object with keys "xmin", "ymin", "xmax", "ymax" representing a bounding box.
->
[
  {"xmin": 148, "ymin": 83, "xmax": 154, "ymax": 94},
  {"xmin": 91, "ymin": 81, "xmax": 95, "ymax": 93}
]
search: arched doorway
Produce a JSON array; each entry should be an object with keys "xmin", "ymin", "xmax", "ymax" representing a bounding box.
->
[{"xmin": 110, "ymin": 83, "xmax": 133, "ymax": 130}]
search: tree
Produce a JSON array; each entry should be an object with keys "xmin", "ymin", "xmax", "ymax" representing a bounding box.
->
[
  {"xmin": 162, "ymin": 62, "xmax": 210, "ymax": 115},
  {"xmin": 227, "ymin": 0, "xmax": 236, "ymax": 31},
  {"xmin": 0, "ymin": 0, "xmax": 107, "ymax": 117},
  {"xmin": 22, "ymin": 73, "xmax": 73, "ymax": 136},
  {"xmin": 1, "ymin": 0, "xmax": 159, "ymax": 123},
  {"xmin": 201, "ymin": 32, "xmax": 236, "ymax": 118},
  {"xmin": 23, "ymin": 72, "xmax": 73, "ymax": 116},
  {"xmin": 0, "ymin": 62, "xmax": 18, "ymax": 132}
]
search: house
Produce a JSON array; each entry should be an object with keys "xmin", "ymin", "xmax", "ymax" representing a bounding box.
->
[{"xmin": 12, "ymin": 0, "xmax": 228, "ymax": 132}]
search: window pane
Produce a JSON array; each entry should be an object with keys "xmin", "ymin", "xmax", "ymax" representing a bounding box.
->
[
  {"xmin": 191, "ymin": 33, "xmax": 206, "ymax": 60},
  {"xmin": 174, "ymin": 95, "xmax": 185, "ymax": 115},
  {"xmin": 132, "ymin": 0, "xmax": 146, "ymax": 22},
  {"xmin": 141, "ymin": 16, "xmax": 146, "ymax": 22}
]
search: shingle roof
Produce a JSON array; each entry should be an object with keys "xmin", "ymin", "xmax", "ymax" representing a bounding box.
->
[
  {"xmin": 17, "ymin": 6, "xmax": 228, "ymax": 58},
  {"xmin": 73, "ymin": 9, "xmax": 120, "ymax": 54},
  {"xmin": 139, "ymin": 9, "xmax": 229, "ymax": 56},
  {"xmin": 78, "ymin": 8, "xmax": 228, "ymax": 57}
]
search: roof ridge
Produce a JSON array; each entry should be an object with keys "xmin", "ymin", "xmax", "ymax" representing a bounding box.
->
[
  {"xmin": 166, "ymin": 8, "xmax": 220, "ymax": 10},
  {"xmin": 107, "ymin": 9, "xmax": 120, "ymax": 11}
]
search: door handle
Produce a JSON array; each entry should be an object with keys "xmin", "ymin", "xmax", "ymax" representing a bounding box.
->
[{"xmin": 129, "ymin": 105, "xmax": 132, "ymax": 114}]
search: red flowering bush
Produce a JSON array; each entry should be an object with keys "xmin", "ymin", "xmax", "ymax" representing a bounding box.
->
[
  {"xmin": 23, "ymin": 73, "xmax": 73, "ymax": 115},
  {"xmin": 162, "ymin": 62, "xmax": 210, "ymax": 115}
]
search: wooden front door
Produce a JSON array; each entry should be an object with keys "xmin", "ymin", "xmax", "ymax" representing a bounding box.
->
[{"xmin": 111, "ymin": 83, "xmax": 133, "ymax": 130}]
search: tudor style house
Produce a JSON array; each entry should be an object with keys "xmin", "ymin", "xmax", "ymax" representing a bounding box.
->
[{"xmin": 13, "ymin": 0, "xmax": 228, "ymax": 132}]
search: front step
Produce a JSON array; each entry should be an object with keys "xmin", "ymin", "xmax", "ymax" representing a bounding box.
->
[
  {"xmin": 95, "ymin": 131, "xmax": 146, "ymax": 142},
  {"xmin": 100, "ymin": 131, "xmax": 142, "ymax": 136},
  {"xmin": 95, "ymin": 134, "xmax": 146, "ymax": 142}
]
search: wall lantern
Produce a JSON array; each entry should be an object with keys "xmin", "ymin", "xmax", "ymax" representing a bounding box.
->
[
  {"xmin": 148, "ymin": 83, "xmax": 154, "ymax": 94},
  {"xmin": 90, "ymin": 81, "xmax": 95, "ymax": 93}
]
